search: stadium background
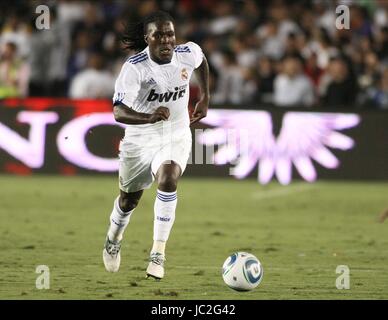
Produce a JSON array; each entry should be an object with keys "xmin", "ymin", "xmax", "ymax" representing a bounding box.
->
[
  {"xmin": 0, "ymin": 0, "xmax": 387, "ymax": 300},
  {"xmin": 0, "ymin": 0, "xmax": 387, "ymax": 107}
]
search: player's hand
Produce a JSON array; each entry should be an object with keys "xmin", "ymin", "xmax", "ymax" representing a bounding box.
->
[
  {"xmin": 190, "ymin": 98, "xmax": 209, "ymax": 125},
  {"xmin": 148, "ymin": 107, "xmax": 170, "ymax": 123}
]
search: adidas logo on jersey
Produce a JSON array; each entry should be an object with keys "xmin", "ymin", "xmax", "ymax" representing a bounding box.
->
[
  {"xmin": 146, "ymin": 78, "xmax": 156, "ymax": 85},
  {"xmin": 146, "ymin": 86, "xmax": 187, "ymax": 103}
]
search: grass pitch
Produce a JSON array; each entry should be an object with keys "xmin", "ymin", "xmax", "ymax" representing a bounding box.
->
[{"xmin": 0, "ymin": 175, "xmax": 387, "ymax": 300}]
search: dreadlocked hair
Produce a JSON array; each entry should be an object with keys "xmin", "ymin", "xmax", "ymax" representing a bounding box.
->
[{"xmin": 121, "ymin": 11, "xmax": 174, "ymax": 53}]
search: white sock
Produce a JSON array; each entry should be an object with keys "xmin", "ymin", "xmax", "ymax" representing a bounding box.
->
[
  {"xmin": 153, "ymin": 190, "xmax": 177, "ymax": 252},
  {"xmin": 107, "ymin": 196, "xmax": 134, "ymax": 242},
  {"xmin": 151, "ymin": 240, "xmax": 166, "ymax": 255}
]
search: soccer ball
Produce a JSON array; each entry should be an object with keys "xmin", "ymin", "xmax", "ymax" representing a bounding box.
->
[{"xmin": 222, "ymin": 252, "xmax": 263, "ymax": 291}]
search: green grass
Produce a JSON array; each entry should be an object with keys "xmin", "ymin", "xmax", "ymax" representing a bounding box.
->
[{"xmin": 0, "ymin": 175, "xmax": 387, "ymax": 300}]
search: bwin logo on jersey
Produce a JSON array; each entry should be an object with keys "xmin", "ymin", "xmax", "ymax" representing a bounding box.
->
[{"xmin": 147, "ymin": 87, "xmax": 186, "ymax": 103}]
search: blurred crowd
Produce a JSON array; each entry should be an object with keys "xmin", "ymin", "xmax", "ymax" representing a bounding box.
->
[{"xmin": 0, "ymin": 0, "xmax": 387, "ymax": 109}]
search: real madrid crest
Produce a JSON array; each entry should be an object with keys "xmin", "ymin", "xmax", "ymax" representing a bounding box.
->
[{"xmin": 181, "ymin": 68, "xmax": 188, "ymax": 81}]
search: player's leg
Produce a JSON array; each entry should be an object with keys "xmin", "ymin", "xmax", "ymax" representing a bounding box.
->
[
  {"xmin": 108, "ymin": 189, "xmax": 143, "ymax": 242},
  {"xmin": 153, "ymin": 162, "xmax": 181, "ymax": 251},
  {"xmin": 146, "ymin": 129, "xmax": 192, "ymax": 279},
  {"xmin": 146, "ymin": 161, "xmax": 181, "ymax": 279},
  {"xmin": 103, "ymin": 142, "xmax": 153, "ymax": 273},
  {"xmin": 103, "ymin": 190, "xmax": 143, "ymax": 272}
]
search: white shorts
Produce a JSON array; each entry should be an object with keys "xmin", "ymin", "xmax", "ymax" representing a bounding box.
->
[{"xmin": 118, "ymin": 129, "xmax": 192, "ymax": 193}]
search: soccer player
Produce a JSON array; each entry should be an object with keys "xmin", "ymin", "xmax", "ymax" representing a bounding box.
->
[{"xmin": 102, "ymin": 11, "xmax": 210, "ymax": 280}]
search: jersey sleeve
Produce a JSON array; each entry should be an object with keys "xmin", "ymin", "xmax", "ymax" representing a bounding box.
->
[
  {"xmin": 112, "ymin": 62, "xmax": 141, "ymax": 108},
  {"xmin": 186, "ymin": 41, "xmax": 204, "ymax": 69}
]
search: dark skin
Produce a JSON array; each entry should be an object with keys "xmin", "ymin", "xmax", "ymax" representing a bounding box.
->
[{"xmin": 114, "ymin": 20, "xmax": 210, "ymax": 212}]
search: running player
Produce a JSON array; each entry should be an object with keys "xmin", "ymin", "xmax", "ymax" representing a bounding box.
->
[{"xmin": 103, "ymin": 11, "xmax": 210, "ymax": 280}]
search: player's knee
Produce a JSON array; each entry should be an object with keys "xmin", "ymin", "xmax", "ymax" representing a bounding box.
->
[
  {"xmin": 158, "ymin": 175, "xmax": 178, "ymax": 192},
  {"xmin": 119, "ymin": 196, "xmax": 139, "ymax": 212}
]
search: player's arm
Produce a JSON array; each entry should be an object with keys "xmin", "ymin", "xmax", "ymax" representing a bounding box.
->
[
  {"xmin": 113, "ymin": 62, "xmax": 170, "ymax": 125},
  {"xmin": 191, "ymin": 55, "xmax": 210, "ymax": 124},
  {"xmin": 113, "ymin": 103, "xmax": 170, "ymax": 125}
]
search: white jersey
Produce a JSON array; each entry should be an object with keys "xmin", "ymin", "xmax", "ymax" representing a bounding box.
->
[{"xmin": 113, "ymin": 41, "xmax": 204, "ymax": 139}]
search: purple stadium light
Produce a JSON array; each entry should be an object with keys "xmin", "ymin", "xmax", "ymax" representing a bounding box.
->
[{"xmin": 198, "ymin": 110, "xmax": 361, "ymax": 185}]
